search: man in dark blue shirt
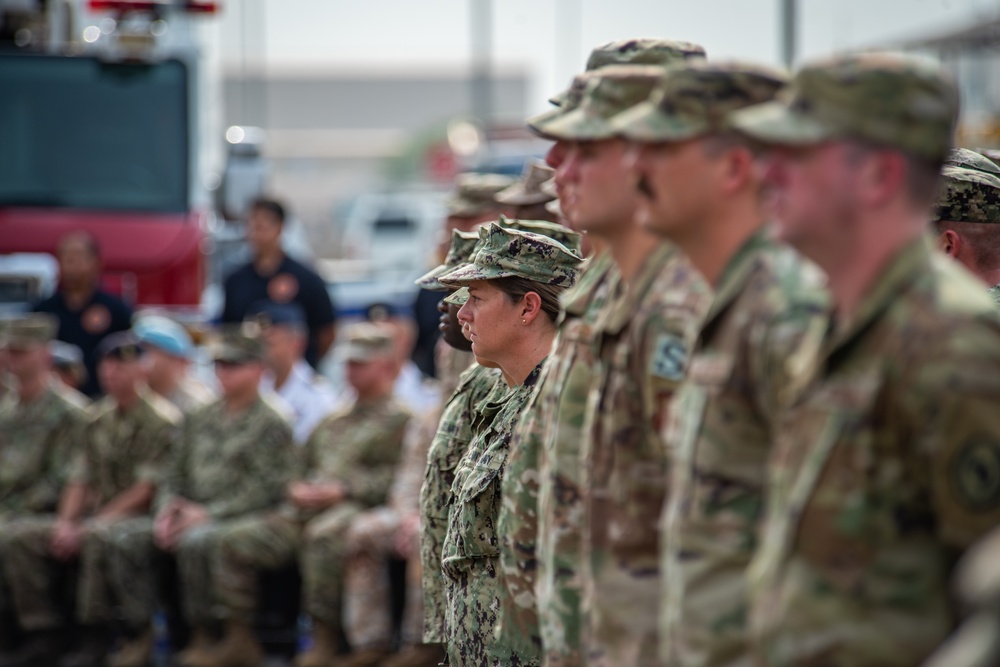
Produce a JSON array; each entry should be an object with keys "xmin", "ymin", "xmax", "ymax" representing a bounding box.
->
[
  {"xmin": 34, "ymin": 231, "xmax": 133, "ymax": 397},
  {"xmin": 221, "ymin": 198, "xmax": 336, "ymax": 368}
]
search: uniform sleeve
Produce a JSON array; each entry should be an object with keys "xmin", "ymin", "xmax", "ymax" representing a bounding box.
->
[
  {"xmin": 154, "ymin": 413, "xmax": 193, "ymax": 512},
  {"xmin": 134, "ymin": 416, "xmax": 180, "ymax": 485},
  {"xmin": 389, "ymin": 407, "xmax": 440, "ymax": 513},
  {"xmin": 204, "ymin": 417, "xmax": 294, "ymax": 519},
  {"xmin": 67, "ymin": 419, "xmax": 94, "ymax": 487},
  {"xmin": 920, "ymin": 331, "xmax": 1000, "ymax": 549},
  {"xmin": 337, "ymin": 411, "xmax": 410, "ymax": 508},
  {"xmin": 19, "ymin": 404, "xmax": 87, "ymax": 512}
]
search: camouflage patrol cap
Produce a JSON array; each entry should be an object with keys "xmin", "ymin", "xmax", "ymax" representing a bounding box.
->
[
  {"xmin": 495, "ymin": 160, "xmax": 556, "ymax": 206},
  {"xmin": 946, "ymin": 148, "xmax": 1000, "ymax": 177},
  {"xmin": 415, "ymin": 229, "xmax": 481, "ymax": 291},
  {"xmin": 95, "ymin": 331, "xmax": 144, "ymax": 362},
  {"xmin": 443, "ymin": 286, "xmax": 470, "ymax": 306},
  {"xmin": 0, "ymin": 313, "xmax": 58, "ymax": 349},
  {"xmin": 446, "ymin": 173, "xmax": 515, "ymax": 218},
  {"xmin": 547, "ymin": 38, "xmax": 707, "ymax": 107},
  {"xmin": 209, "ymin": 322, "xmax": 265, "ymax": 364},
  {"xmin": 340, "ymin": 322, "xmax": 395, "ymax": 363},
  {"xmin": 496, "ymin": 214, "xmax": 583, "ymax": 255},
  {"xmin": 531, "ymin": 72, "xmax": 596, "ymax": 138},
  {"xmin": 934, "ymin": 166, "xmax": 1000, "ymax": 224},
  {"xmin": 731, "ymin": 52, "xmax": 959, "ymax": 163},
  {"xmin": 438, "ymin": 222, "xmax": 582, "ymax": 288},
  {"xmin": 539, "ymin": 65, "xmax": 668, "ymax": 141},
  {"xmin": 610, "ymin": 60, "xmax": 788, "ymax": 142}
]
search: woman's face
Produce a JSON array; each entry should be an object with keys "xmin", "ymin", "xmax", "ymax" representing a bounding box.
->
[{"xmin": 456, "ymin": 280, "xmax": 524, "ymax": 365}]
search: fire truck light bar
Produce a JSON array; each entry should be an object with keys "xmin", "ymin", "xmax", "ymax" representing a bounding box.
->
[{"xmin": 88, "ymin": 1, "xmax": 219, "ymax": 13}]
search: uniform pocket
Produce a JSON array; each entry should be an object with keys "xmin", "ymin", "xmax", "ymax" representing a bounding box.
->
[{"xmin": 455, "ymin": 458, "xmax": 504, "ymax": 558}]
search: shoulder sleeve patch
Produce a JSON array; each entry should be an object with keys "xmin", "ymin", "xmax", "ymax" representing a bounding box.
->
[
  {"xmin": 950, "ymin": 436, "xmax": 1000, "ymax": 512},
  {"xmin": 650, "ymin": 333, "xmax": 689, "ymax": 382}
]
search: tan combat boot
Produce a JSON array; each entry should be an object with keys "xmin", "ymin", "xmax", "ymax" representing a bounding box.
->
[
  {"xmin": 107, "ymin": 629, "xmax": 152, "ymax": 667},
  {"xmin": 196, "ymin": 621, "xmax": 263, "ymax": 667},
  {"xmin": 174, "ymin": 626, "xmax": 216, "ymax": 667},
  {"xmin": 294, "ymin": 620, "xmax": 339, "ymax": 667}
]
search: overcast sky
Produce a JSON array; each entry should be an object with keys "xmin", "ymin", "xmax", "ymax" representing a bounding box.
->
[{"xmin": 216, "ymin": 0, "xmax": 1000, "ymax": 114}]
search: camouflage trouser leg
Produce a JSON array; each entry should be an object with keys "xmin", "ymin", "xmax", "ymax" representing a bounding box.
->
[
  {"xmin": 0, "ymin": 515, "xmax": 62, "ymax": 631},
  {"xmin": 107, "ymin": 517, "xmax": 156, "ymax": 628},
  {"xmin": 420, "ymin": 514, "xmax": 448, "ymax": 643},
  {"xmin": 75, "ymin": 519, "xmax": 119, "ymax": 625},
  {"xmin": 300, "ymin": 503, "xmax": 360, "ymax": 627},
  {"xmin": 343, "ymin": 507, "xmax": 399, "ymax": 651},
  {"xmin": 214, "ymin": 513, "xmax": 299, "ymax": 622},
  {"xmin": 176, "ymin": 522, "xmax": 228, "ymax": 626}
]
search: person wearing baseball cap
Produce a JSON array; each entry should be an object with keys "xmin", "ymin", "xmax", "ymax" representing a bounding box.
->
[
  {"xmin": 434, "ymin": 223, "xmax": 581, "ymax": 666},
  {"xmin": 732, "ymin": 51, "xmax": 1000, "ymax": 666},
  {"xmin": 134, "ymin": 314, "xmax": 215, "ymax": 416},
  {"xmin": 612, "ymin": 59, "xmax": 831, "ymax": 666}
]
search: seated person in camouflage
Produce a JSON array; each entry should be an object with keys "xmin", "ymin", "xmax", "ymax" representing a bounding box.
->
[
  {"xmin": 0, "ymin": 332, "xmax": 180, "ymax": 667},
  {"xmin": 0, "ymin": 315, "xmax": 89, "ymax": 664},
  {"xmin": 202, "ymin": 323, "xmax": 411, "ymax": 667},
  {"xmin": 133, "ymin": 315, "xmax": 215, "ymax": 415},
  {"xmin": 132, "ymin": 324, "xmax": 294, "ymax": 667}
]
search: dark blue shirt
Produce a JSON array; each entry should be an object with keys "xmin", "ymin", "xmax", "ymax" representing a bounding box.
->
[
  {"xmin": 221, "ymin": 255, "xmax": 336, "ymax": 368},
  {"xmin": 35, "ymin": 289, "xmax": 133, "ymax": 397}
]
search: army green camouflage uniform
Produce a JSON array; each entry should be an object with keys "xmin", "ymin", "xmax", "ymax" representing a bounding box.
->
[
  {"xmin": 731, "ymin": 52, "xmax": 1000, "ymax": 666},
  {"xmin": 436, "ymin": 223, "xmax": 582, "ymax": 667},
  {"xmin": 342, "ymin": 406, "xmax": 434, "ymax": 651},
  {"xmin": 1, "ymin": 388, "xmax": 180, "ymax": 630},
  {"xmin": 212, "ymin": 393, "xmax": 409, "ymax": 629},
  {"xmin": 0, "ymin": 380, "xmax": 88, "ymax": 619},
  {"xmin": 109, "ymin": 394, "xmax": 291, "ymax": 628},
  {"xmin": 420, "ymin": 362, "xmax": 503, "ymax": 643}
]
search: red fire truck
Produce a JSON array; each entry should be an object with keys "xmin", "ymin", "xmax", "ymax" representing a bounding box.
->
[{"xmin": 0, "ymin": 0, "xmax": 222, "ymax": 311}]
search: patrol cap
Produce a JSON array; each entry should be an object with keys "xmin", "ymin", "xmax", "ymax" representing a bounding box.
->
[
  {"xmin": 96, "ymin": 331, "xmax": 144, "ymax": 362},
  {"xmin": 547, "ymin": 38, "xmax": 707, "ymax": 107},
  {"xmin": 494, "ymin": 160, "xmax": 556, "ymax": 206},
  {"xmin": 531, "ymin": 73, "xmax": 595, "ymax": 138},
  {"xmin": 339, "ymin": 322, "xmax": 395, "ymax": 363},
  {"xmin": 133, "ymin": 314, "xmax": 195, "ymax": 359},
  {"xmin": 731, "ymin": 52, "xmax": 959, "ymax": 163},
  {"xmin": 446, "ymin": 173, "xmax": 515, "ymax": 218},
  {"xmin": 209, "ymin": 323, "xmax": 265, "ymax": 364},
  {"xmin": 934, "ymin": 166, "xmax": 1000, "ymax": 224},
  {"xmin": 444, "ymin": 287, "xmax": 470, "ymax": 306},
  {"xmin": 611, "ymin": 60, "xmax": 788, "ymax": 142},
  {"xmin": 438, "ymin": 222, "xmax": 583, "ymax": 288},
  {"xmin": 414, "ymin": 229, "xmax": 482, "ymax": 291},
  {"xmin": 246, "ymin": 300, "xmax": 307, "ymax": 332},
  {"xmin": 946, "ymin": 148, "xmax": 1000, "ymax": 177},
  {"xmin": 0, "ymin": 313, "xmax": 58, "ymax": 349},
  {"xmin": 539, "ymin": 65, "xmax": 668, "ymax": 141},
  {"xmin": 497, "ymin": 214, "xmax": 583, "ymax": 255},
  {"xmin": 50, "ymin": 340, "xmax": 84, "ymax": 367}
]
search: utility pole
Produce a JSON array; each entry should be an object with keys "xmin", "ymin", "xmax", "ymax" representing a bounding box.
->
[
  {"xmin": 470, "ymin": 0, "xmax": 493, "ymax": 135},
  {"xmin": 781, "ymin": 0, "xmax": 797, "ymax": 68}
]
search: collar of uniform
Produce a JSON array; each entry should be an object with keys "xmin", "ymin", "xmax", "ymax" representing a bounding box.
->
[
  {"xmin": 702, "ymin": 227, "xmax": 772, "ymax": 328},
  {"xmin": 599, "ymin": 242, "xmax": 681, "ymax": 335},
  {"xmin": 522, "ymin": 359, "xmax": 545, "ymax": 388},
  {"xmin": 825, "ymin": 236, "xmax": 932, "ymax": 356},
  {"xmin": 561, "ymin": 251, "xmax": 618, "ymax": 317}
]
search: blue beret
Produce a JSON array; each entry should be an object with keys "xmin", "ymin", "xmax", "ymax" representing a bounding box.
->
[{"xmin": 133, "ymin": 315, "xmax": 194, "ymax": 359}]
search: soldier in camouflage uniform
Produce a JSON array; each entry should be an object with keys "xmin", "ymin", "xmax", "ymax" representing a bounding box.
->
[
  {"xmin": 733, "ymin": 52, "xmax": 1000, "ymax": 666},
  {"xmin": 417, "ymin": 229, "xmax": 503, "ymax": 656},
  {"xmin": 511, "ymin": 40, "xmax": 705, "ymax": 667},
  {"xmin": 194, "ymin": 323, "xmax": 409, "ymax": 667},
  {"xmin": 930, "ymin": 155, "xmax": 1000, "ymax": 303},
  {"xmin": 436, "ymin": 223, "xmax": 582, "ymax": 667},
  {"xmin": 0, "ymin": 331, "xmax": 180, "ymax": 667},
  {"xmin": 519, "ymin": 63, "xmax": 716, "ymax": 667},
  {"xmin": 103, "ymin": 325, "xmax": 293, "ymax": 667},
  {"xmin": 0, "ymin": 315, "xmax": 89, "ymax": 663},
  {"xmin": 613, "ymin": 61, "xmax": 831, "ymax": 667}
]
